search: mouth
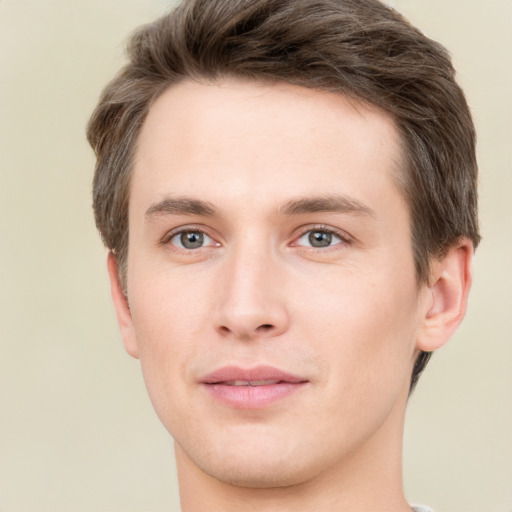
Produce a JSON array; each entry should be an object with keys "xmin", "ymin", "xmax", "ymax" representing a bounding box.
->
[
  {"xmin": 200, "ymin": 366, "xmax": 309, "ymax": 409},
  {"xmin": 220, "ymin": 379, "xmax": 283, "ymax": 386}
]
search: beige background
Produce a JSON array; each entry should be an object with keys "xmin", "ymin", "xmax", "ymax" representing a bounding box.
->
[{"xmin": 0, "ymin": 1, "xmax": 510, "ymax": 511}]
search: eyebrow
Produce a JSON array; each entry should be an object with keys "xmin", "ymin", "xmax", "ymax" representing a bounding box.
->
[
  {"xmin": 145, "ymin": 197, "xmax": 218, "ymax": 220},
  {"xmin": 144, "ymin": 194, "xmax": 375, "ymax": 221},
  {"xmin": 279, "ymin": 195, "xmax": 375, "ymax": 217}
]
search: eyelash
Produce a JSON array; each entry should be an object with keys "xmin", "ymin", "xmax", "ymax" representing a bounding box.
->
[
  {"xmin": 293, "ymin": 224, "xmax": 352, "ymax": 249},
  {"xmin": 160, "ymin": 225, "xmax": 218, "ymax": 251},
  {"xmin": 160, "ymin": 224, "xmax": 352, "ymax": 252}
]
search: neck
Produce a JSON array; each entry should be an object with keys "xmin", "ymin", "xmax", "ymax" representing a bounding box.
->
[{"xmin": 176, "ymin": 389, "xmax": 412, "ymax": 512}]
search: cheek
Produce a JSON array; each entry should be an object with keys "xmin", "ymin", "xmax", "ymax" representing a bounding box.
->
[
  {"xmin": 129, "ymin": 259, "xmax": 212, "ymax": 345},
  {"xmin": 293, "ymin": 265, "xmax": 419, "ymax": 392},
  {"xmin": 294, "ymin": 277, "xmax": 418, "ymax": 452},
  {"xmin": 127, "ymin": 268, "xmax": 212, "ymax": 410}
]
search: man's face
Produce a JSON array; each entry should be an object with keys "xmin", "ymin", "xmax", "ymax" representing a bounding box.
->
[{"xmin": 120, "ymin": 79, "xmax": 429, "ymax": 487}]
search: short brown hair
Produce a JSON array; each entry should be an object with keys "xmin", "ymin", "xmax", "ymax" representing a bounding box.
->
[{"xmin": 87, "ymin": 0, "xmax": 480, "ymax": 390}]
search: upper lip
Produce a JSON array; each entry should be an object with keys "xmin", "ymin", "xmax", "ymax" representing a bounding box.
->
[{"xmin": 200, "ymin": 365, "xmax": 308, "ymax": 385}]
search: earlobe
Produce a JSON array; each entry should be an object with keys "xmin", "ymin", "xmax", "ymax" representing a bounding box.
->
[
  {"xmin": 106, "ymin": 252, "xmax": 139, "ymax": 359},
  {"xmin": 416, "ymin": 239, "xmax": 474, "ymax": 352}
]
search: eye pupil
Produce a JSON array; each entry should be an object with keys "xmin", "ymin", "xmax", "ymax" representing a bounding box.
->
[
  {"xmin": 309, "ymin": 231, "xmax": 332, "ymax": 247},
  {"xmin": 181, "ymin": 231, "xmax": 204, "ymax": 249}
]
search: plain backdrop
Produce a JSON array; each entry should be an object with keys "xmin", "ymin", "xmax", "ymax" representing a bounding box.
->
[{"xmin": 0, "ymin": 1, "xmax": 511, "ymax": 511}]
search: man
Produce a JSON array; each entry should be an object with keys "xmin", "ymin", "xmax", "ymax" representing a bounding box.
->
[{"xmin": 87, "ymin": 0, "xmax": 479, "ymax": 510}]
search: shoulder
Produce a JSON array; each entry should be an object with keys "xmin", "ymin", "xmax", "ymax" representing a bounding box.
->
[{"xmin": 411, "ymin": 506, "xmax": 434, "ymax": 512}]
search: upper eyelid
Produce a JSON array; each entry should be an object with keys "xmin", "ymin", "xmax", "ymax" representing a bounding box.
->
[
  {"xmin": 292, "ymin": 224, "xmax": 352, "ymax": 243},
  {"xmin": 160, "ymin": 224, "xmax": 218, "ymax": 245}
]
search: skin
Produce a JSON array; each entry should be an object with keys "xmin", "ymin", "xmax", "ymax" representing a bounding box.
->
[{"xmin": 108, "ymin": 79, "xmax": 473, "ymax": 511}]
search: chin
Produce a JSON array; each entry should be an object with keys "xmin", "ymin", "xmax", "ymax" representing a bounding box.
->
[
  {"xmin": 199, "ymin": 453, "xmax": 314, "ymax": 489},
  {"xmin": 176, "ymin": 426, "xmax": 322, "ymax": 489}
]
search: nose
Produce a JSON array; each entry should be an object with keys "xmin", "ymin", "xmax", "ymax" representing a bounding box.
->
[{"xmin": 213, "ymin": 243, "xmax": 290, "ymax": 341}]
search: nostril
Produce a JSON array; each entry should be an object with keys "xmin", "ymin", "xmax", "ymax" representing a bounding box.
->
[{"xmin": 258, "ymin": 324, "xmax": 274, "ymax": 331}]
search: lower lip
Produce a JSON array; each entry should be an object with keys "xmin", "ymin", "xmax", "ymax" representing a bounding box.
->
[{"xmin": 203, "ymin": 382, "xmax": 307, "ymax": 409}]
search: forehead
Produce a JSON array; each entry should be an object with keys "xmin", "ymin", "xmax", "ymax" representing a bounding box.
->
[{"xmin": 132, "ymin": 79, "xmax": 405, "ymax": 212}]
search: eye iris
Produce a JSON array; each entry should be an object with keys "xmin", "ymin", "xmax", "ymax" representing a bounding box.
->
[
  {"xmin": 309, "ymin": 231, "xmax": 332, "ymax": 247},
  {"xmin": 181, "ymin": 231, "xmax": 204, "ymax": 249}
]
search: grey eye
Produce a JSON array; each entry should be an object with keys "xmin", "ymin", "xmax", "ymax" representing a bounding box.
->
[
  {"xmin": 181, "ymin": 232, "xmax": 203, "ymax": 249},
  {"xmin": 296, "ymin": 229, "xmax": 342, "ymax": 248},
  {"xmin": 171, "ymin": 230, "xmax": 214, "ymax": 249},
  {"xmin": 309, "ymin": 231, "xmax": 332, "ymax": 247}
]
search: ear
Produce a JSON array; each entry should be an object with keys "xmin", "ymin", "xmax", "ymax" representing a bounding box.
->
[
  {"xmin": 107, "ymin": 252, "xmax": 139, "ymax": 359},
  {"xmin": 416, "ymin": 239, "xmax": 474, "ymax": 352}
]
